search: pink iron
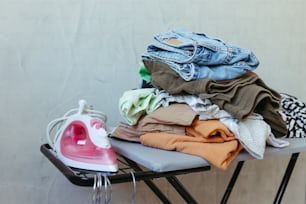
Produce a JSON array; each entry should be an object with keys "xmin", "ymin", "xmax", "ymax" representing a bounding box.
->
[{"xmin": 47, "ymin": 100, "xmax": 118, "ymax": 172}]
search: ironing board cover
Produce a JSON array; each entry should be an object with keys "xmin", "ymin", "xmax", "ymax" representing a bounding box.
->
[{"xmin": 110, "ymin": 138, "xmax": 306, "ymax": 172}]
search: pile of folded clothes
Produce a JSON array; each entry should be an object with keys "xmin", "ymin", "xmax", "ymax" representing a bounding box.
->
[{"xmin": 112, "ymin": 28, "xmax": 305, "ymax": 170}]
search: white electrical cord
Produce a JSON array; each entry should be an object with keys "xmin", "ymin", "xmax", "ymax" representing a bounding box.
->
[
  {"xmin": 92, "ymin": 173, "xmax": 112, "ymax": 204},
  {"xmin": 130, "ymin": 172, "xmax": 137, "ymax": 204},
  {"xmin": 46, "ymin": 100, "xmax": 108, "ymax": 149}
]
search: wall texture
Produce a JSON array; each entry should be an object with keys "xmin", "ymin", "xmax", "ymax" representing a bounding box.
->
[{"xmin": 0, "ymin": 0, "xmax": 306, "ymax": 203}]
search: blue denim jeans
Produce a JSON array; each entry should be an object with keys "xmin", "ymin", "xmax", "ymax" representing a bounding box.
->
[{"xmin": 142, "ymin": 28, "xmax": 259, "ymax": 81}]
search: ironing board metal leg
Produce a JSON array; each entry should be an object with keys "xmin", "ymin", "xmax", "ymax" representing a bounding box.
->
[
  {"xmin": 142, "ymin": 179, "xmax": 172, "ymax": 204},
  {"xmin": 166, "ymin": 176, "xmax": 198, "ymax": 204},
  {"xmin": 221, "ymin": 161, "xmax": 245, "ymax": 204},
  {"xmin": 273, "ymin": 152, "xmax": 299, "ymax": 204},
  {"xmin": 123, "ymin": 156, "xmax": 172, "ymax": 204}
]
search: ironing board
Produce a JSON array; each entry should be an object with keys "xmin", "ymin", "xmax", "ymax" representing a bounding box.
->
[{"xmin": 40, "ymin": 137, "xmax": 306, "ymax": 204}]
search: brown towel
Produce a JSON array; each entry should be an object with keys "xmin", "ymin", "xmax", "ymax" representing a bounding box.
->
[
  {"xmin": 143, "ymin": 60, "xmax": 287, "ymax": 137},
  {"xmin": 112, "ymin": 103, "xmax": 197, "ymax": 142}
]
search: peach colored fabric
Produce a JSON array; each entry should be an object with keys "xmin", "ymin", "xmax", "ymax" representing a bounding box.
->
[
  {"xmin": 112, "ymin": 103, "xmax": 197, "ymax": 142},
  {"xmin": 140, "ymin": 119, "xmax": 243, "ymax": 170}
]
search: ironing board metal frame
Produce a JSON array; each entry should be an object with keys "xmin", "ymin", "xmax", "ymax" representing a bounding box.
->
[
  {"xmin": 40, "ymin": 137, "xmax": 306, "ymax": 204},
  {"xmin": 220, "ymin": 152, "xmax": 300, "ymax": 204},
  {"xmin": 40, "ymin": 144, "xmax": 210, "ymax": 203}
]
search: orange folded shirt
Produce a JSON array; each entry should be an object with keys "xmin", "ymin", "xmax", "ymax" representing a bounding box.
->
[{"xmin": 140, "ymin": 119, "xmax": 243, "ymax": 170}]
